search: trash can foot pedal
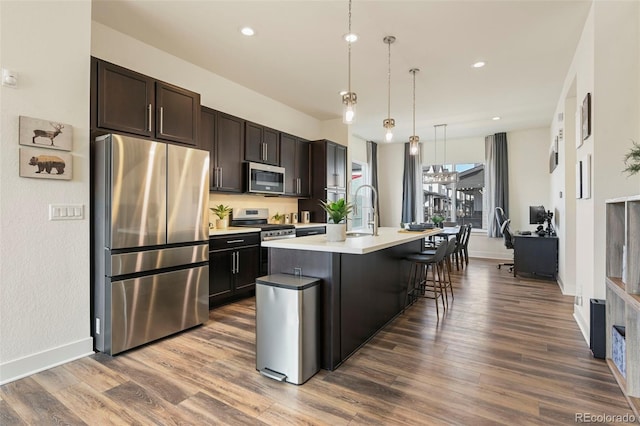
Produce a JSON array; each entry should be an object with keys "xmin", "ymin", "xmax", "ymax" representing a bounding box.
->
[{"xmin": 259, "ymin": 368, "xmax": 287, "ymax": 382}]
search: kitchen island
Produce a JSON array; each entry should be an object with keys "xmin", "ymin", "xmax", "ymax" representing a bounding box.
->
[{"xmin": 262, "ymin": 227, "xmax": 441, "ymax": 370}]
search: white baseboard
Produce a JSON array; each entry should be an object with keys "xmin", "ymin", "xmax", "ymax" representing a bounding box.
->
[
  {"xmin": 0, "ymin": 338, "xmax": 94, "ymax": 385},
  {"xmin": 574, "ymin": 309, "xmax": 590, "ymax": 345}
]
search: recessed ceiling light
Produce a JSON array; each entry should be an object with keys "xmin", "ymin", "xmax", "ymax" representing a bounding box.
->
[
  {"xmin": 492, "ymin": 116, "xmax": 501, "ymax": 121},
  {"xmin": 472, "ymin": 61, "xmax": 486, "ymax": 68},
  {"xmin": 241, "ymin": 27, "xmax": 255, "ymax": 36},
  {"xmin": 344, "ymin": 33, "xmax": 358, "ymax": 43}
]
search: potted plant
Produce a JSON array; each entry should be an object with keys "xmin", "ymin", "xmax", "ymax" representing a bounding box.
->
[
  {"xmin": 210, "ymin": 204, "xmax": 232, "ymax": 229},
  {"xmin": 320, "ymin": 198, "xmax": 353, "ymax": 242},
  {"xmin": 431, "ymin": 214, "xmax": 445, "ymax": 228},
  {"xmin": 272, "ymin": 212, "xmax": 285, "ymax": 224},
  {"xmin": 624, "ymin": 140, "xmax": 640, "ymax": 176}
]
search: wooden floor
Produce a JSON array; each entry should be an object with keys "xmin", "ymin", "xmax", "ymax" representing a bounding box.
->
[{"xmin": 0, "ymin": 258, "xmax": 633, "ymax": 425}]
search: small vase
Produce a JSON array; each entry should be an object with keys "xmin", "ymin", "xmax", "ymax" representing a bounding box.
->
[
  {"xmin": 326, "ymin": 223, "xmax": 346, "ymax": 242},
  {"xmin": 216, "ymin": 218, "xmax": 229, "ymax": 229}
]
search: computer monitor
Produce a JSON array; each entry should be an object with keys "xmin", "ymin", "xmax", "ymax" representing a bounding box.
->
[{"xmin": 529, "ymin": 205, "xmax": 546, "ymax": 225}]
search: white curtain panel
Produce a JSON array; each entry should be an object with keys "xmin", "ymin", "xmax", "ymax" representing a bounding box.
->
[{"xmin": 484, "ymin": 135, "xmax": 498, "ymax": 237}]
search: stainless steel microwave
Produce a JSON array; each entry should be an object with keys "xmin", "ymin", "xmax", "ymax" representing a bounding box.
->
[{"xmin": 247, "ymin": 162, "xmax": 285, "ymax": 195}]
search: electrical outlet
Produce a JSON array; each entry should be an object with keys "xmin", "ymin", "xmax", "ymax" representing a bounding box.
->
[
  {"xmin": 575, "ymin": 296, "xmax": 583, "ymax": 306},
  {"xmin": 95, "ymin": 318, "xmax": 101, "ymax": 335}
]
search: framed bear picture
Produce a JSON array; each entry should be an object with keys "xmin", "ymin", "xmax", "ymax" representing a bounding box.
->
[{"xmin": 19, "ymin": 147, "xmax": 72, "ymax": 180}]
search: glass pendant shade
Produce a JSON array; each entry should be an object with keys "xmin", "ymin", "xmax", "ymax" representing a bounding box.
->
[{"xmin": 342, "ymin": 92, "xmax": 357, "ymax": 124}]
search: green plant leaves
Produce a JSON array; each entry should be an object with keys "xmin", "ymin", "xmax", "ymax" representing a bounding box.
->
[
  {"xmin": 624, "ymin": 140, "xmax": 640, "ymax": 176},
  {"xmin": 319, "ymin": 198, "xmax": 353, "ymax": 224},
  {"xmin": 210, "ymin": 204, "xmax": 232, "ymax": 219}
]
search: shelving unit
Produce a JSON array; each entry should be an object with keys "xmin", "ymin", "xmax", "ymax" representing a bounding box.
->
[{"xmin": 605, "ymin": 196, "xmax": 640, "ymax": 416}]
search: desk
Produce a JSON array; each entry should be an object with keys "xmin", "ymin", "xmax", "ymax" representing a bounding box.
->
[{"xmin": 513, "ymin": 234, "xmax": 558, "ymax": 280}]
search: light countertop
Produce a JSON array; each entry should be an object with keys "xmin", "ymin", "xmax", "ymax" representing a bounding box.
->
[{"xmin": 262, "ymin": 227, "xmax": 441, "ymax": 255}]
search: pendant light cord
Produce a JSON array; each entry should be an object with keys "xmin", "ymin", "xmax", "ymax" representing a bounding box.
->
[
  {"xmin": 412, "ymin": 70, "xmax": 416, "ymax": 136},
  {"xmin": 348, "ymin": 0, "xmax": 352, "ymax": 93},
  {"xmin": 387, "ymin": 40, "xmax": 391, "ymax": 120}
]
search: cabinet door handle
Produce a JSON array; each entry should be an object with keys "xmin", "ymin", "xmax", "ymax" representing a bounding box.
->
[
  {"xmin": 236, "ymin": 251, "xmax": 240, "ymax": 274},
  {"xmin": 231, "ymin": 251, "xmax": 237, "ymax": 274},
  {"xmin": 147, "ymin": 104, "xmax": 152, "ymax": 132},
  {"xmin": 159, "ymin": 106, "xmax": 164, "ymax": 134},
  {"xmin": 219, "ymin": 167, "xmax": 223, "ymax": 188},
  {"xmin": 227, "ymin": 239, "xmax": 245, "ymax": 244},
  {"xmin": 261, "ymin": 142, "xmax": 266, "ymax": 161}
]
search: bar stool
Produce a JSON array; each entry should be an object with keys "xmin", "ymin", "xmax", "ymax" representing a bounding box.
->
[
  {"xmin": 421, "ymin": 237, "xmax": 456, "ymax": 307},
  {"xmin": 404, "ymin": 242, "xmax": 447, "ymax": 318}
]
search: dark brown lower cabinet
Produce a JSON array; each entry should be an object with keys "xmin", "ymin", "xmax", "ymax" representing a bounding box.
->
[{"xmin": 208, "ymin": 233, "xmax": 260, "ymax": 307}]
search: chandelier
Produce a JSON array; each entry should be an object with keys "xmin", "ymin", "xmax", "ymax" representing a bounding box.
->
[{"xmin": 423, "ymin": 124, "xmax": 459, "ymax": 184}]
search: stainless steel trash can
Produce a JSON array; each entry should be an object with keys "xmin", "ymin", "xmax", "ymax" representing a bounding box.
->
[{"xmin": 255, "ymin": 273, "xmax": 321, "ymax": 385}]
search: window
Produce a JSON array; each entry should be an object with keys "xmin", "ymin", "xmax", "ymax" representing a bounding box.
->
[{"xmin": 422, "ymin": 163, "xmax": 485, "ymax": 229}]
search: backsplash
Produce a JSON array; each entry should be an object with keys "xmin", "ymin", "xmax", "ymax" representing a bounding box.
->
[{"xmin": 208, "ymin": 193, "xmax": 300, "ymax": 225}]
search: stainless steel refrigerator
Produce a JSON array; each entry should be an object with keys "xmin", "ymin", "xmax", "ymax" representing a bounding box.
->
[{"xmin": 92, "ymin": 134, "xmax": 210, "ymax": 355}]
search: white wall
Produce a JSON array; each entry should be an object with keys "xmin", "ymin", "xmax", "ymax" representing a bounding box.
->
[
  {"xmin": 0, "ymin": 1, "xmax": 93, "ymax": 384},
  {"xmin": 553, "ymin": 1, "xmax": 640, "ymax": 341},
  {"xmin": 507, "ymin": 127, "xmax": 552, "ymax": 231}
]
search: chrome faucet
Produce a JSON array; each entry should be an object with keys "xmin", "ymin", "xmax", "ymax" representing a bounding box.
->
[{"xmin": 354, "ymin": 184, "xmax": 378, "ymax": 236}]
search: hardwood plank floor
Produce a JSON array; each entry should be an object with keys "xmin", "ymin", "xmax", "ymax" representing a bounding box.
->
[{"xmin": 0, "ymin": 258, "xmax": 633, "ymax": 425}]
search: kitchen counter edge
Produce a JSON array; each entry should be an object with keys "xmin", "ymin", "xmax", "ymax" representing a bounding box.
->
[{"xmin": 262, "ymin": 227, "xmax": 440, "ymax": 254}]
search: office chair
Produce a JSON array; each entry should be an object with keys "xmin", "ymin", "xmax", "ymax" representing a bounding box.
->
[
  {"xmin": 495, "ymin": 206, "xmax": 507, "ymax": 231},
  {"xmin": 498, "ymin": 219, "xmax": 514, "ymax": 272}
]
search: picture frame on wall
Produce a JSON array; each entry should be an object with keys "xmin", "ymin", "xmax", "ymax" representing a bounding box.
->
[
  {"xmin": 582, "ymin": 153, "xmax": 591, "ymax": 199},
  {"xmin": 576, "ymin": 161, "xmax": 582, "ymax": 199},
  {"xmin": 19, "ymin": 147, "xmax": 72, "ymax": 180},
  {"xmin": 581, "ymin": 93, "xmax": 591, "ymax": 142},
  {"xmin": 19, "ymin": 116, "xmax": 72, "ymax": 151},
  {"xmin": 575, "ymin": 109, "xmax": 583, "ymax": 149}
]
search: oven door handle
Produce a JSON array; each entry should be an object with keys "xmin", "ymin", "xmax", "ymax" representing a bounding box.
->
[{"xmin": 262, "ymin": 234, "xmax": 297, "ymax": 241}]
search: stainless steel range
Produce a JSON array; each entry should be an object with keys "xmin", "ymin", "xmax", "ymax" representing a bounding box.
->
[{"xmin": 231, "ymin": 208, "xmax": 295, "ymax": 275}]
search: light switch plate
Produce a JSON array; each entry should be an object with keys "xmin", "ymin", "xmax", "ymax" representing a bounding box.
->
[{"xmin": 49, "ymin": 204, "xmax": 84, "ymax": 220}]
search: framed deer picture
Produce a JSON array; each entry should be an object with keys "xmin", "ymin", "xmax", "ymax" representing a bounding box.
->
[{"xmin": 19, "ymin": 116, "xmax": 72, "ymax": 151}]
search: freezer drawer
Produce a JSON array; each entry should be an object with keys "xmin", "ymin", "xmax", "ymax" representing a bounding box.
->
[
  {"xmin": 107, "ymin": 243, "xmax": 208, "ymax": 276},
  {"xmin": 99, "ymin": 265, "xmax": 208, "ymax": 355}
]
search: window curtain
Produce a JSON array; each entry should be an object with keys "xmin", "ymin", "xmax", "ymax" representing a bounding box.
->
[
  {"xmin": 367, "ymin": 141, "xmax": 380, "ymax": 226},
  {"xmin": 485, "ymin": 132, "xmax": 509, "ymax": 237},
  {"xmin": 401, "ymin": 143, "xmax": 421, "ymax": 224}
]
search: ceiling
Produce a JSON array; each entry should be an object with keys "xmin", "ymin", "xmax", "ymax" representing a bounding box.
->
[{"xmin": 91, "ymin": 0, "xmax": 592, "ymax": 144}]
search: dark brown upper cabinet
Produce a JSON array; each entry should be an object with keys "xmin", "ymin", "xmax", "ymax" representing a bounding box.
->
[
  {"xmin": 245, "ymin": 121, "xmax": 279, "ymax": 166},
  {"xmin": 200, "ymin": 107, "xmax": 244, "ymax": 193},
  {"xmin": 93, "ymin": 58, "xmax": 200, "ymax": 146},
  {"xmin": 280, "ymin": 133, "xmax": 310, "ymax": 197}
]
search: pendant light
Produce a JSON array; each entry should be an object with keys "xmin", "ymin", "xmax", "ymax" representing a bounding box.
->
[
  {"xmin": 382, "ymin": 36, "xmax": 396, "ymax": 142},
  {"xmin": 342, "ymin": 0, "xmax": 357, "ymax": 124},
  {"xmin": 424, "ymin": 124, "xmax": 459, "ymax": 184},
  {"xmin": 409, "ymin": 68, "xmax": 420, "ymax": 155}
]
